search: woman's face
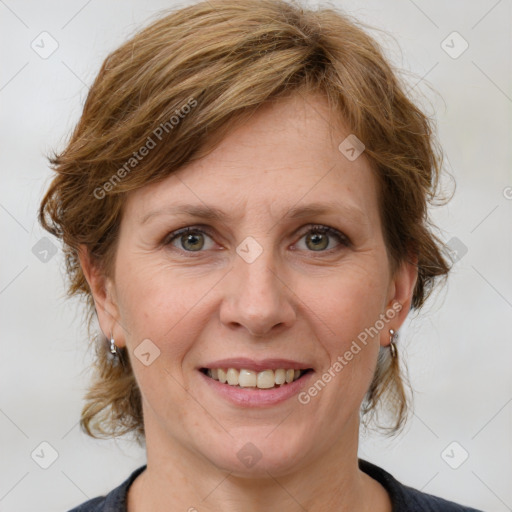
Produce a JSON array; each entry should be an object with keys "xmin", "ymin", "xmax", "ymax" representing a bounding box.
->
[{"xmin": 83, "ymin": 93, "xmax": 415, "ymax": 476}]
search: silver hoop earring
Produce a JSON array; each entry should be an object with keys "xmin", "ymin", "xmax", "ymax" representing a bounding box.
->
[
  {"xmin": 110, "ymin": 331, "xmax": 117, "ymax": 355},
  {"xmin": 389, "ymin": 329, "xmax": 398, "ymax": 359}
]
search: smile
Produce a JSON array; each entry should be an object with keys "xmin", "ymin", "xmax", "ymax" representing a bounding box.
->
[{"xmin": 201, "ymin": 368, "xmax": 313, "ymax": 389}]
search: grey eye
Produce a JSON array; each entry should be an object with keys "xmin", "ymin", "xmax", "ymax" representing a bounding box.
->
[{"xmin": 167, "ymin": 228, "xmax": 215, "ymax": 251}]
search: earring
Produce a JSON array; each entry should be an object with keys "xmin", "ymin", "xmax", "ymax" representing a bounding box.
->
[
  {"xmin": 110, "ymin": 331, "xmax": 117, "ymax": 355},
  {"xmin": 389, "ymin": 329, "xmax": 398, "ymax": 359}
]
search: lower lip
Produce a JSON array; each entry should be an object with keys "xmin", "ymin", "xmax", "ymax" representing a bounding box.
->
[{"xmin": 199, "ymin": 370, "xmax": 314, "ymax": 407}]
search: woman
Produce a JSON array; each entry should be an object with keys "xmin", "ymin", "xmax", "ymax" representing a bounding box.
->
[{"xmin": 38, "ymin": 0, "xmax": 484, "ymax": 510}]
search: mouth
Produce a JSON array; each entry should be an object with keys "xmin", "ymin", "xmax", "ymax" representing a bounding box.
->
[{"xmin": 200, "ymin": 367, "xmax": 314, "ymax": 390}]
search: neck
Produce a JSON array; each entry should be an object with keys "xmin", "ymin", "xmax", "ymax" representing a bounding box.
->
[{"xmin": 128, "ymin": 413, "xmax": 388, "ymax": 512}]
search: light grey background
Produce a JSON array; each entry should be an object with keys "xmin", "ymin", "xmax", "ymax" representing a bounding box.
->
[{"xmin": 1, "ymin": 1, "xmax": 511, "ymax": 511}]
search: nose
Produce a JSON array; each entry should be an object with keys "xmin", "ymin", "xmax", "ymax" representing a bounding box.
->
[{"xmin": 219, "ymin": 245, "xmax": 296, "ymax": 338}]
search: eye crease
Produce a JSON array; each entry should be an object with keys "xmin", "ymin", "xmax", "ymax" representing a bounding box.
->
[{"xmin": 163, "ymin": 224, "xmax": 351, "ymax": 254}]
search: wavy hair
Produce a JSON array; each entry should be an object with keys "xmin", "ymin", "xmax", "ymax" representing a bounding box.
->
[{"xmin": 39, "ymin": 0, "xmax": 450, "ymax": 441}]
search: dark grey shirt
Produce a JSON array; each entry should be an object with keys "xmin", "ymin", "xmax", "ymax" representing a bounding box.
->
[{"xmin": 67, "ymin": 459, "xmax": 484, "ymax": 511}]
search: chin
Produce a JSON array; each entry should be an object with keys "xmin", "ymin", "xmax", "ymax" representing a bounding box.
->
[{"xmin": 205, "ymin": 433, "xmax": 311, "ymax": 478}]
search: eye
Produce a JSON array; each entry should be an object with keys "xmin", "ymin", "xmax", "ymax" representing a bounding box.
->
[
  {"xmin": 164, "ymin": 227, "xmax": 215, "ymax": 252},
  {"xmin": 163, "ymin": 224, "xmax": 350, "ymax": 255},
  {"xmin": 294, "ymin": 224, "xmax": 350, "ymax": 252}
]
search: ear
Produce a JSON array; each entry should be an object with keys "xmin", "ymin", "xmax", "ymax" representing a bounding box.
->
[
  {"xmin": 78, "ymin": 244, "xmax": 125, "ymax": 348},
  {"xmin": 380, "ymin": 256, "xmax": 418, "ymax": 348}
]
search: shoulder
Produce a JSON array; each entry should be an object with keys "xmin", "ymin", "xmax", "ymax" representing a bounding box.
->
[
  {"xmin": 67, "ymin": 496, "xmax": 104, "ymax": 512},
  {"xmin": 396, "ymin": 483, "xmax": 484, "ymax": 511},
  {"xmin": 358, "ymin": 459, "xmax": 484, "ymax": 512},
  {"xmin": 66, "ymin": 465, "xmax": 147, "ymax": 512}
]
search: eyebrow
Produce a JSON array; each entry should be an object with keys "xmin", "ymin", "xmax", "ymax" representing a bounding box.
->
[{"xmin": 140, "ymin": 201, "xmax": 366, "ymax": 225}]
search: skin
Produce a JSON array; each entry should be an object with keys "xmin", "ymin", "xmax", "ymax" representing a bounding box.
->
[{"xmin": 80, "ymin": 92, "xmax": 417, "ymax": 512}]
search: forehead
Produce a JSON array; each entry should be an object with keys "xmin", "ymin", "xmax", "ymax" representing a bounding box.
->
[{"xmin": 123, "ymin": 93, "xmax": 380, "ymax": 228}]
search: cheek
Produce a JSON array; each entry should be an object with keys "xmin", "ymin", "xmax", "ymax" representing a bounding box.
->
[
  {"xmin": 297, "ymin": 257, "xmax": 389, "ymax": 394},
  {"xmin": 114, "ymin": 255, "xmax": 216, "ymax": 358},
  {"xmin": 305, "ymin": 259, "xmax": 389, "ymax": 338}
]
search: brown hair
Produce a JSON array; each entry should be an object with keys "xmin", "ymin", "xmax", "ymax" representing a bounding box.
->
[{"xmin": 39, "ymin": 0, "xmax": 449, "ymax": 441}]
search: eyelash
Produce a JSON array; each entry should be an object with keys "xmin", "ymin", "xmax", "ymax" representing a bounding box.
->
[{"xmin": 163, "ymin": 224, "xmax": 350, "ymax": 255}]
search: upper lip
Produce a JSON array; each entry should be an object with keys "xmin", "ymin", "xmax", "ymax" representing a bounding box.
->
[{"xmin": 200, "ymin": 358, "xmax": 314, "ymax": 372}]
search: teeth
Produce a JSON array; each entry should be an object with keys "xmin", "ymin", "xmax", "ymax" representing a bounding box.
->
[
  {"xmin": 257, "ymin": 369, "xmax": 275, "ymax": 389},
  {"xmin": 218, "ymin": 368, "xmax": 227, "ymax": 383},
  {"xmin": 226, "ymin": 368, "xmax": 239, "ymax": 386},
  {"xmin": 238, "ymin": 369, "xmax": 256, "ymax": 388},
  {"xmin": 204, "ymin": 367, "xmax": 307, "ymax": 389},
  {"xmin": 274, "ymin": 369, "xmax": 286, "ymax": 385}
]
